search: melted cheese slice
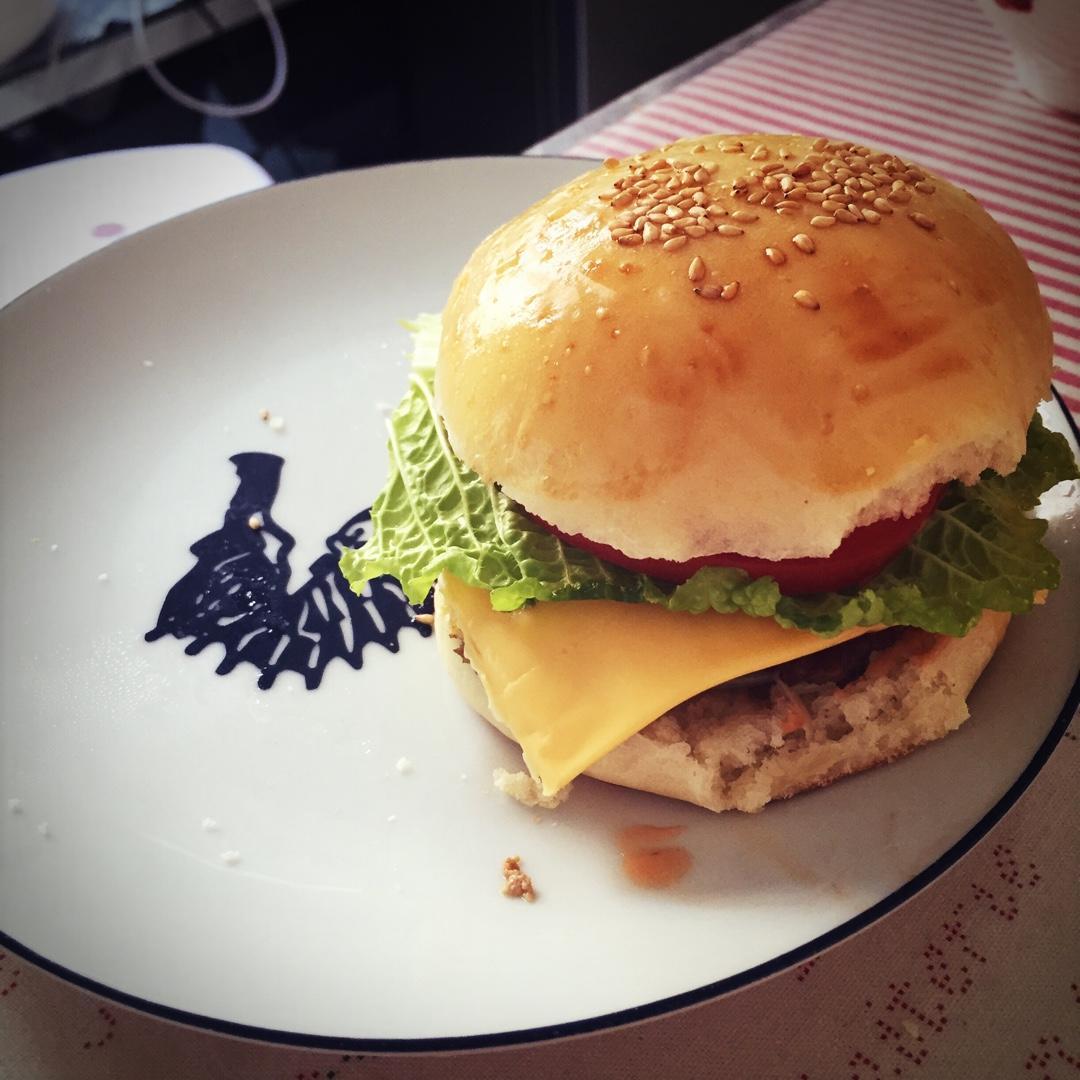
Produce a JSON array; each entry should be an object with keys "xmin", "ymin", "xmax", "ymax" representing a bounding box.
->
[{"xmin": 442, "ymin": 573, "xmax": 870, "ymax": 795}]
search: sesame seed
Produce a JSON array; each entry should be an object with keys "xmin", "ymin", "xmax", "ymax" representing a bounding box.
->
[
  {"xmin": 762, "ymin": 175, "xmax": 781, "ymax": 192},
  {"xmin": 715, "ymin": 224, "xmax": 744, "ymax": 237},
  {"xmin": 692, "ymin": 143, "xmax": 707, "ymax": 153},
  {"xmin": 248, "ymin": 513, "xmax": 264, "ymax": 530},
  {"xmin": 688, "ymin": 256, "xmax": 706, "ymax": 281},
  {"xmin": 794, "ymin": 289, "xmax": 820, "ymax": 310},
  {"xmin": 792, "ymin": 233, "xmax": 816, "ymax": 253},
  {"xmin": 888, "ymin": 187, "xmax": 912, "ymax": 204},
  {"xmin": 915, "ymin": 181, "xmax": 936, "ymax": 194},
  {"xmin": 730, "ymin": 210, "xmax": 758, "ymax": 224},
  {"xmin": 706, "ymin": 204, "xmax": 727, "ymax": 217},
  {"xmin": 810, "ymin": 215, "xmax": 837, "ymax": 228},
  {"xmin": 776, "ymin": 207, "xmax": 798, "ymax": 216},
  {"xmin": 746, "ymin": 191, "xmax": 766, "ymax": 205},
  {"xmin": 910, "ymin": 211, "xmax": 936, "ymax": 230},
  {"xmin": 852, "ymin": 383, "xmax": 870, "ymax": 402},
  {"xmin": 760, "ymin": 162, "xmax": 785, "ymax": 175},
  {"xmin": 833, "ymin": 208, "xmax": 859, "ymax": 224},
  {"xmin": 811, "ymin": 136, "xmax": 829, "ymax": 151},
  {"xmin": 672, "ymin": 216, "xmax": 695, "ymax": 228},
  {"xmin": 684, "ymin": 225, "xmax": 708, "ymax": 238},
  {"xmin": 862, "ymin": 208, "xmax": 882, "ymax": 224},
  {"xmin": 663, "ymin": 235, "xmax": 688, "ymax": 251},
  {"xmin": 721, "ymin": 281, "xmax": 740, "ymax": 300},
  {"xmin": 695, "ymin": 285, "xmax": 722, "ymax": 299},
  {"xmin": 873, "ymin": 197, "xmax": 894, "ymax": 214},
  {"xmin": 721, "ymin": 143, "xmax": 744, "ymax": 153},
  {"xmin": 821, "ymin": 199, "xmax": 846, "ymax": 212},
  {"xmin": 765, "ymin": 247, "xmax": 787, "ymax": 265},
  {"xmin": 761, "ymin": 192, "xmax": 783, "ymax": 207},
  {"xmin": 805, "ymin": 192, "xmax": 827, "ymax": 204},
  {"xmin": 647, "ymin": 211, "xmax": 668, "ymax": 223},
  {"xmin": 611, "ymin": 191, "xmax": 634, "ymax": 208},
  {"xmin": 775, "ymin": 200, "xmax": 801, "ymax": 210},
  {"xmin": 791, "ymin": 162, "xmax": 813, "ymax": 178},
  {"xmin": 602, "ymin": 157, "xmax": 620, "ymax": 169},
  {"xmin": 617, "ymin": 233, "xmax": 643, "ymax": 246},
  {"xmin": 642, "ymin": 221, "xmax": 660, "ymax": 243}
]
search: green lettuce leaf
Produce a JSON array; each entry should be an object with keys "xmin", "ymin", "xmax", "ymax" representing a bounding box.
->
[{"xmin": 341, "ymin": 320, "xmax": 1078, "ymax": 637}]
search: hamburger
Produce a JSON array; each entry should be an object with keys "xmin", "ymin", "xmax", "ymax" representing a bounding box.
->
[{"xmin": 341, "ymin": 133, "xmax": 1077, "ymax": 813}]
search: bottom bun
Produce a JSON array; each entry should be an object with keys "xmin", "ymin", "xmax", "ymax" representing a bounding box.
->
[{"xmin": 434, "ymin": 581, "xmax": 1010, "ymax": 813}]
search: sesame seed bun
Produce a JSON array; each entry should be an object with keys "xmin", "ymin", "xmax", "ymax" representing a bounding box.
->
[
  {"xmin": 436, "ymin": 134, "xmax": 1052, "ymax": 561},
  {"xmin": 434, "ymin": 580, "xmax": 1011, "ymax": 814}
]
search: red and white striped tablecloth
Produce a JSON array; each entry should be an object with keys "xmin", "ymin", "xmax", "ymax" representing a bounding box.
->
[{"xmin": 538, "ymin": 0, "xmax": 1080, "ymax": 417}]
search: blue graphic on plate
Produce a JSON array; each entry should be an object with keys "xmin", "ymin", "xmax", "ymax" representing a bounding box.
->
[{"xmin": 145, "ymin": 452, "xmax": 429, "ymax": 689}]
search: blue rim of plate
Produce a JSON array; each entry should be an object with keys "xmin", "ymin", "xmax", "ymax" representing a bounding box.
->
[{"xmin": 1, "ymin": 175, "xmax": 1077, "ymax": 1052}]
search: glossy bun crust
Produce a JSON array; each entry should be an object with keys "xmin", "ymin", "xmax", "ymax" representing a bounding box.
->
[{"xmin": 437, "ymin": 134, "xmax": 1052, "ymax": 561}]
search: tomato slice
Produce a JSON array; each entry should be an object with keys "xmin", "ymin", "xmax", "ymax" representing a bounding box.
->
[{"xmin": 538, "ymin": 486, "xmax": 944, "ymax": 595}]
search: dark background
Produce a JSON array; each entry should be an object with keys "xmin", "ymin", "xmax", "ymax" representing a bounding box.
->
[{"xmin": 0, "ymin": 0, "xmax": 791, "ymax": 180}]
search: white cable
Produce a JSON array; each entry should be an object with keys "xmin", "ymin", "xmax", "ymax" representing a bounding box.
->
[{"xmin": 129, "ymin": 0, "xmax": 287, "ymax": 118}]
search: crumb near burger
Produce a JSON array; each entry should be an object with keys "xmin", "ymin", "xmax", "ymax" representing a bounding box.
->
[{"xmin": 341, "ymin": 133, "xmax": 1078, "ymax": 814}]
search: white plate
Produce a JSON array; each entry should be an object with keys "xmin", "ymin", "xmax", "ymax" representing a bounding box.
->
[{"xmin": 0, "ymin": 159, "xmax": 1077, "ymax": 1050}]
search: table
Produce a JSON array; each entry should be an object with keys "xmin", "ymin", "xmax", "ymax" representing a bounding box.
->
[{"xmin": 1, "ymin": 0, "xmax": 1077, "ymax": 1076}]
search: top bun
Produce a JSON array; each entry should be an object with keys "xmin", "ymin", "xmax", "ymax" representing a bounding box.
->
[{"xmin": 436, "ymin": 134, "xmax": 1052, "ymax": 561}]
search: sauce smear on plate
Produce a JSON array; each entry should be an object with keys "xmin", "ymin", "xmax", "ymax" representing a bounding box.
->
[{"xmin": 617, "ymin": 825, "xmax": 693, "ymax": 889}]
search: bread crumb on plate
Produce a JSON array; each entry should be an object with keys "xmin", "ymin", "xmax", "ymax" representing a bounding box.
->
[{"xmin": 502, "ymin": 855, "xmax": 536, "ymax": 902}]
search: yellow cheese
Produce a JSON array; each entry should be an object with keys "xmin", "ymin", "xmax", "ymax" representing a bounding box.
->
[{"xmin": 442, "ymin": 573, "xmax": 871, "ymax": 795}]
